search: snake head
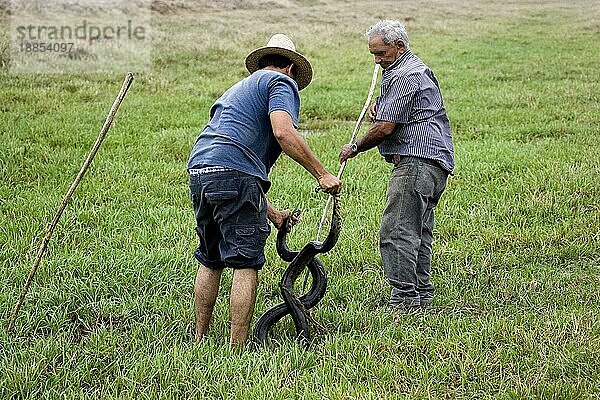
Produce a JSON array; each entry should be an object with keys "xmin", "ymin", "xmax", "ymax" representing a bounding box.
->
[
  {"xmin": 292, "ymin": 208, "xmax": 302, "ymax": 219},
  {"xmin": 283, "ymin": 208, "xmax": 301, "ymax": 232}
]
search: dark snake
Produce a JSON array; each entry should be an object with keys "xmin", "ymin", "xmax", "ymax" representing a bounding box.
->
[{"xmin": 253, "ymin": 195, "xmax": 341, "ymax": 347}]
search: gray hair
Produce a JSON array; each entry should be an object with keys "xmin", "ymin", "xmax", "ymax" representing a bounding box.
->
[{"xmin": 366, "ymin": 20, "xmax": 410, "ymax": 49}]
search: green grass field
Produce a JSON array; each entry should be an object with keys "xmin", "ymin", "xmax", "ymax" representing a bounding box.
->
[{"xmin": 1, "ymin": 0, "xmax": 599, "ymax": 398}]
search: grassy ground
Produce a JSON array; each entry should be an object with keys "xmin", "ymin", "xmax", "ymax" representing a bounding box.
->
[{"xmin": 1, "ymin": 0, "xmax": 599, "ymax": 398}]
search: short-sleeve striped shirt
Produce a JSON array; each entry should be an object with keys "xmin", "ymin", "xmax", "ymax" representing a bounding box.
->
[{"xmin": 376, "ymin": 50, "xmax": 454, "ymax": 173}]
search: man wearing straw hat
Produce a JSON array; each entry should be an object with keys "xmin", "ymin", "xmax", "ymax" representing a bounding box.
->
[
  {"xmin": 188, "ymin": 34, "xmax": 341, "ymax": 346},
  {"xmin": 340, "ymin": 20, "xmax": 454, "ymax": 312}
]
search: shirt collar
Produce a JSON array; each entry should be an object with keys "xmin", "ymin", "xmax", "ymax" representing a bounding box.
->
[{"xmin": 385, "ymin": 49, "xmax": 413, "ymax": 71}]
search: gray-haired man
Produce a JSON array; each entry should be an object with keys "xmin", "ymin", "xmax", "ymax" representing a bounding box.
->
[{"xmin": 339, "ymin": 20, "xmax": 454, "ymax": 311}]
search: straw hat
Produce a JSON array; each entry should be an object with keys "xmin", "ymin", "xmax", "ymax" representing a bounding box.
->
[{"xmin": 245, "ymin": 34, "xmax": 313, "ymax": 91}]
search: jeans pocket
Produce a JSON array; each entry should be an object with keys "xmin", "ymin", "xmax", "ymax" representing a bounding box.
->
[{"xmin": 414, "ymin": 169, "xmax": 434, "ymax": 197}]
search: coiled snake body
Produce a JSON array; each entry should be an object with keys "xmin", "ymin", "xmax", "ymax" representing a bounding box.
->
[{"xmin": 253, "ymin": 196, "xmax": 341, "ymax": 346}]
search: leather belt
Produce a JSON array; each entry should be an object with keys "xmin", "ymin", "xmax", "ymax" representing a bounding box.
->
[{"xmin": 392, "ymin": 155, "xmax": 442, "ymax": 169}]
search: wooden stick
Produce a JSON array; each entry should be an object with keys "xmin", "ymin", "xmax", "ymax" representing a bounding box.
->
[
  {"xmin": 316, "ymin": 64, "xmax": 380, "ymax": 240},
  {"xmin": 7, "ymin": 72, "xmax": 134, "ymax": 334}
]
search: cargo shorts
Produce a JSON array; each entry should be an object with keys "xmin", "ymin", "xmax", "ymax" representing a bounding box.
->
[{"xmin": 189, "ymin": 167, "xmax": 271, "ymax": 270}]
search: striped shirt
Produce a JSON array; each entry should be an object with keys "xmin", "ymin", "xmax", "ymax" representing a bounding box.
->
[{"xmin": 376, "ymin": 50, "xmax": 454, "ymax": 173}]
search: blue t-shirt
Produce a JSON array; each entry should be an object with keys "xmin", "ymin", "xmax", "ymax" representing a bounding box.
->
[{"xmin": 187, "ymin": 70, "xmax": 301, "ymax": 191}]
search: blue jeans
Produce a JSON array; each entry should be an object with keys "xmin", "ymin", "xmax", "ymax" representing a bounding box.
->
[{"xmin": 380, "ymin": 157, "xmax": 448, "ymax": 308}]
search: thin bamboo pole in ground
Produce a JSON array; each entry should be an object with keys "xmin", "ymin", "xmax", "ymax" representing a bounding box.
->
[{"xmin": 7, "ymin": 72, "xmax": 134, "ymax": 334}]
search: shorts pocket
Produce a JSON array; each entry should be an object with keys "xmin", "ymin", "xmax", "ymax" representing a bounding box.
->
[
  {"xmin": 235, "ymin": 225, "xmax": 259, "ymax": 258},
  {"xmin": 234, "ymin": 224, "xmax": 270, "ymax": 259},
  {"xmin": 205, "ymin": 190, "xmax": 238, "ymax": 203}
]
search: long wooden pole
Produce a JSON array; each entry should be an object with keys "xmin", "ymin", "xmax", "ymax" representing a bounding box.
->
[
  {"xmin": 316, "ymin": 64, "xmax": 380, "ymax": 240},
  {"xmin": 7, "ymin": 72, "xmax": 134, "ymax": 334}
]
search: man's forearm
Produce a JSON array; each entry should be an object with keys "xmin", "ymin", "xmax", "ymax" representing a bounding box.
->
[
  {"xmin": 266, "ymin": 200, "xmax": 277, "ymax": 223},
  {"xmin": 276, "ymin": 127, "xmax": 327, "ymax": 180},
  {"xmin": 354, "ymin": 121, "xmax": 395, "ymax": 153},
  {"xmin": 270, "ymin": 111, "xmax": 327, "ymax": 179}
]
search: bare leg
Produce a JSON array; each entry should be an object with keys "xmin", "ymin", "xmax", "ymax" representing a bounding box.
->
[
  {"xmin": 229, "ymin": 268, "xmax": 258, "ymax": 347},
  {"xmin": 194, "ymin": 264, "xmax": 223, "ymax": 342}
]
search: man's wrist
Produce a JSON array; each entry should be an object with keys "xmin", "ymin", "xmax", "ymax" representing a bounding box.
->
[{"xmin": 351, "ymin": 142, "xmax": 359, "ymax": 154}]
